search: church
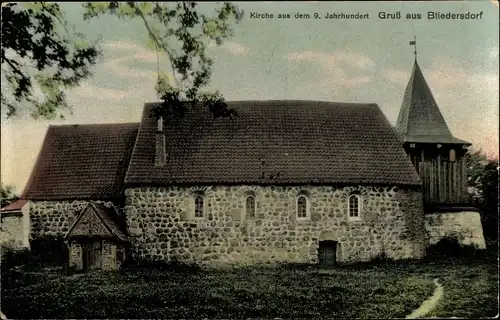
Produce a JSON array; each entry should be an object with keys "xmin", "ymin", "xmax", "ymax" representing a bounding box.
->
[{"xmin": 0, "ymin": 58, "xmax": 486, "ymax": 271}]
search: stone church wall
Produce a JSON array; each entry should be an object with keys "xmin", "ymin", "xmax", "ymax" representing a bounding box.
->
[
  {"xmin": 124, "ymin": 185, "xmax": 426, "ymax": 266},
  {"xmin": 29, "ymin": 200, "xmax": 114, "ymax": 238},
  {"xmin": 424, "ymin": 211, "xmax": 486, "ymax": 249}
]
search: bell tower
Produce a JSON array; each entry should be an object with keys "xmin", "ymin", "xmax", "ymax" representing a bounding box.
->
[{"xmin": 395, "ymin": 41, "xmax": 472, "ymax": 211}]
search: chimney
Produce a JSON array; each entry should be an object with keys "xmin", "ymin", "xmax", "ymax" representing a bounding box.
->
[{"xmin": 154, "ymin": 116, "xmax": 166, "ymax": 166}]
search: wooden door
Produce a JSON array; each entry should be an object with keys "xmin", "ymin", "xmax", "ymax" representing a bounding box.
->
[
  {"xmin": 318, "ymin": 241, "xmax": 337, "ymax": 267},
  {"xmin": 85, "ymin": 241, "xmax": 102, "ymax": 270}
]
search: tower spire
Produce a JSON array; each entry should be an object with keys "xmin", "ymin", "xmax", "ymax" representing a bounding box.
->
[{"xmin": 409, "ymin": 36, "xmax": 417, "ymax": 61}]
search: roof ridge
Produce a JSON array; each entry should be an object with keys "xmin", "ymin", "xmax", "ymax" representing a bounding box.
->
[
  {"xmin": 48, "ymin": 122, "xmax": 139, "ymax": 128},
  {"xmin": 144, "ymin": 100, "xmax": 379, "ymax": 105}
]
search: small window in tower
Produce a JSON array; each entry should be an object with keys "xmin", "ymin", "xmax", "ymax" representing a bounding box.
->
[{"xmin": 449, "ymin": 149, "xmax": 456, "ymax": 163}]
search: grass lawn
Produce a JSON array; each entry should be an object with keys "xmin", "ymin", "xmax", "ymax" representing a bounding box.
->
[{"xmin": 1, "ymin": 259, "xmax": 497, "ymax": 319}]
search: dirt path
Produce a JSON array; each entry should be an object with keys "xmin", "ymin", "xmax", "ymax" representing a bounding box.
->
[{"xmin": 406, "ymin": 278, "xmax": 444, "ymax": 319}]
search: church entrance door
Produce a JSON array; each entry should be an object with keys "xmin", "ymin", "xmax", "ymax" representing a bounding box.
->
[
  {"xmin": 83, "ymin": 240, "xmax": 102, "ymax": 270},
  {"xmin": 318, "ymin": 240, "xmax": 337, "ymax": 267}
]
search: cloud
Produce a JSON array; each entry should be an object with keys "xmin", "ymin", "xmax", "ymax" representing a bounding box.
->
[
  {"xmin": 102, "ymin": 40, "xmax": 158, "ymax": 63},
  {"xmin": 102, "ymin": 57, "xmax": 157, "ymax": 79},
  {"xmin": 100, "ymin": 40, "xmax": 164, "ymax": 80},
  {"xmin": 207, "ymin": 40, "xmax": 252, "ymax": 56},
  {"xmin": 287, "ymin": 50, "xmax": 374, "ymax": 89},
  {"xmin": 288, "ymin": 50, "xmax": 375, "ymax": 69},
  {"xmin": 69, "ymin": 81, "xmax": 137, "ymax": 101},
  {"xmin": 488, "ymin": 46, "xmax": 498, "ymax": 60},
  {"xmin": 382, "ymin": 69, "xmax": 409, "ymax": 85},
  {"xmin": 222, "ymin": 41, "xmax": 251, "ymax": 56}
]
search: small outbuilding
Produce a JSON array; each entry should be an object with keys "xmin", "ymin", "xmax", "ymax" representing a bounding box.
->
[
  {"xmin": 65, "ymin": 202, "xmax": 128, "ymax": 271},
  {"xmin": 0, "ymin": 199, "xmax": 30, "ymax": 249}
]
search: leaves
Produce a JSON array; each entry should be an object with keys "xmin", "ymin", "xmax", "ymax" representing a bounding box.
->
[
  {"xmin": 83, "ymin": 1, "xmax": 243, "ymax": 120},
  {"xmin": 1, "ymin": 2, "xmax": 102, "ymax": 119},
  {"xmin": 0, "ymin": 184, "xmax": 19, "ymax": 208},
  {"xmin": 2, "ymin": 1, "xmax": 243, "ymax": 120},
  {"xmin": 466, "ymin": 150, "xmax": 498, "ymax": 239}
]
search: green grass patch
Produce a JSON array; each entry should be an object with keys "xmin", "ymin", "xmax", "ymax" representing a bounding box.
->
[{"xmin": 1, "ymin": 259, "xmax": 496, "ymax": 319}]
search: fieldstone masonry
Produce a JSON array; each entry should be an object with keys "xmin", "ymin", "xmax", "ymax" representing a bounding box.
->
[
  {"xmin": 69, "ymin": 241, "xmax": 83, "ymax": 269},
  {"xmin": 25, "ymin": 186, "xmax": 488, "ymax": 267},
  {"xmin": 0, "ymin": 202, "xmax": 30, "ymax": 248},
  {"xmin": 124, "ymin": 185, "xmax": 426, "ymax": 266},
  {"xmin": 424, "ymin": 211, "xmax": 486, "ymax": 249},
  {"xmin": 29, "ymin": 200, "xmax": 115, "ymax": 238}
]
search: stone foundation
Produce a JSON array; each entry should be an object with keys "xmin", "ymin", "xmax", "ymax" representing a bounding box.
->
[
  {"xmin": 124, "ymin": 185, "xmax": 426, "ymax": 266},
  {"xmin": 424, "ymin": 211, "xmax": 486, "ymax": 249}
]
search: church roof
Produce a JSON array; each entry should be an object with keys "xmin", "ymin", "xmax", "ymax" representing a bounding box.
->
[
  {"xmin": 22, "ymin": 123, "xmax": 139, "ymax": 200},
  {"xmin": 0, "ymin": 199, "xmax": 28, "ymax": 212},
  {"xmin": 125, "ymin": 101, "xmax": 421, "ymax": 186},
  {"xmin": 395, "ymin": 60, "xmax": 470, "ymax": 145}
]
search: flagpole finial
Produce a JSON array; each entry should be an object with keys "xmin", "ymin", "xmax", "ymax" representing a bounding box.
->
[
  {"xmin": 414, "ymin": 36, "xmax": 417, "ymax": 61},
  {"xmin": 409, "ymin": 36, "xmax": 418, "ymax": 62}
]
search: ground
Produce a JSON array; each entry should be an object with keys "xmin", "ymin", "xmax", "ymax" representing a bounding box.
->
[{"xmin": 1, "ymin": 258, "xmax": 497, "ymax": 319}]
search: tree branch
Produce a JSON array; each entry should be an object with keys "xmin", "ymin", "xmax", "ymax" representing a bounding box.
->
[
  {"xmin": 131, "ymin": 3, "xmax": 181, "ymax": 88},
  {"xmin": 4, "ymin": 57, "xmax": 24, "ymax": 78}
]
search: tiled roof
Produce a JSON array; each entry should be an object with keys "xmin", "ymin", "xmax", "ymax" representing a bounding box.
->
[
  {"xmin": 395, "ymin": 60, "xmax": 470, "ymax": 145},
  {"xmin": 91, "ymin": 203, "xmax": 128, "ymax": 241},
  {"xmin": 0, "ymin": 199, "xmax": 28, "ymax": 212},
  {"xmin": 22, "ymin": 123, "xmax": 139, "ymax": 200},
  {"xmin": 125, "ymin": 101, "xmax": 421, "ymax": 186}
]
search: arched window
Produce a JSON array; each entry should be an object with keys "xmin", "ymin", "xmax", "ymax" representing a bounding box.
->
[
  {"xmin": 297, "ymin": 195, "xmax": 308, "ymax": 219},
  {"xmin": 245, "ymin": 196, "xmax": 256, "ymax": 218},
  {"xmin": 194, "ymin": 195, "xmax": 204, "ymax": 218},
  {"xmin": 348, "ymin": 195, "xmax": 361, "ymax": 220}
]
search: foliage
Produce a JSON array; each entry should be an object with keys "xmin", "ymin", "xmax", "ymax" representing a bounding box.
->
[
  {"xmin": 0, "ymin": 235, "xmax": 68, "ymax": 273},
  {"xmin": 29, "ymin": 235, "xmax": 69, "ymax": 265},
  {"xmin": 425, "ymin": 236, "xmax": 486, "ymax": 261},
  {"xmin": 1, "ymin": 2, "xmax": 102, "ymax": 119},
  {"xmin": 0, "ymin": 244, "xmax": 31, "ymax": 271},
  {"xmin": 82, "ymin": 2, "xmax": 243, "ymax": 120},
  {"xmin": 465, "ymin": 149, "xmax": 499, "ymax": 240},
  {"xmin": 0, "ymin": 184, "xmax": 18, "ymax": 208}
]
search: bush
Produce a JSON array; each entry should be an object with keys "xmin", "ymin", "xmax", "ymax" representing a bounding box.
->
[
  {"xmin": 425, "ymin": 236, "xmax": 486, "ymax": 261},
  {"xmin": 29, "ymin": 235, "xmax": 69, "ymax": 265},
  {"xmin": 0, "ymin": 243, "xmax": 31, "ymax": 270}
]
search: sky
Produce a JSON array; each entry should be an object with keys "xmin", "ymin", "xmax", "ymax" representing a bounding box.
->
[{"xmin": 1, "ymin": 1, "xmax": 499, "ymax": 194}]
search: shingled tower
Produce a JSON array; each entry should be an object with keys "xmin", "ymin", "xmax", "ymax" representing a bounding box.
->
[{"xmin": 396, "ymin": 54, "xmax": 472, "ymax": 211}]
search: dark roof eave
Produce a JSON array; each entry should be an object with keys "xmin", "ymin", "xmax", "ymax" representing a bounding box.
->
[
  {"xmin": 402, "ymin": 136, "xmax": 471, "ymax": 146},
  {"xmin": 26, "ymin": 195, "xmax": 122, "ymax": 202},
  {"xmin": 123, "ymin": 181, "xmax": 422, "ymax": 189}
]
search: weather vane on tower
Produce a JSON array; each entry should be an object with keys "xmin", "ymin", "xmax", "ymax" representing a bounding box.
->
[{"xmin": 409, "ymin": 36, "xmax": 417, "ymax": 61}]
